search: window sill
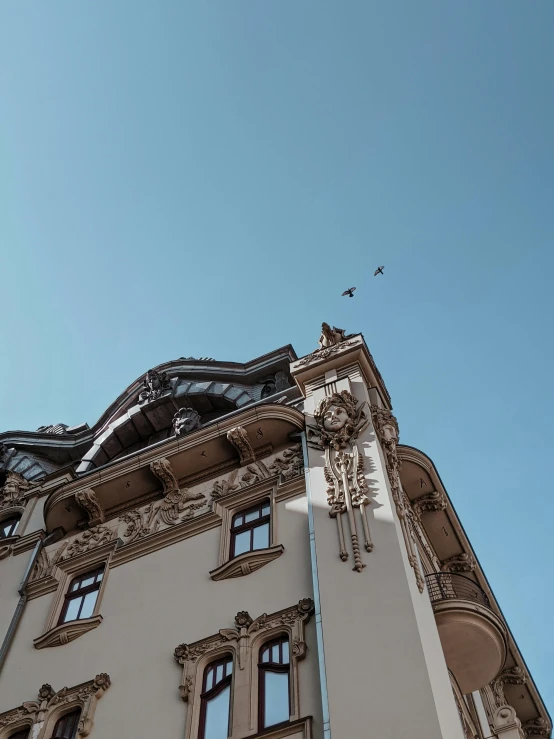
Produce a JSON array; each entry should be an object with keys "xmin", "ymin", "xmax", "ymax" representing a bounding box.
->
[
  {"xmin": 33, "ymin": 615, "xmax": 103, "ymax": 649},
  {"xmin": 250, "ymin": 717, "xmax": 313, "ymax": 738},
  {"xmin": 210, "ymin": 545, "xmax": 284, "ymax": 581}
]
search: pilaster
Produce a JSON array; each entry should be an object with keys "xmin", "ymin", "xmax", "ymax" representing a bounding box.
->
[{"xmin": 291, "ymin": 329, "xmax": 465, "ymax": 739}]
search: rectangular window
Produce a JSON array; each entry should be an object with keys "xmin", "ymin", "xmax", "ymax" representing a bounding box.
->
[
  {"xmin": 58, "ymin": 566, "xmax": 104, "ymax": 625},
  {"xmin": 230, "ymin": 500, "xmax": 270, "ymax": 559}
]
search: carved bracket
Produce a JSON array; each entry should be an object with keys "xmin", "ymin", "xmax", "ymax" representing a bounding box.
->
[
  {"xmin": 150, "ymin": 457, "xmax": 205, "ymax": 526},
  {"xmin": 492, "ymin": 666, "xmax": 527, "ymax": 708},
  {"xmin": 412, "ymin": 490, "xmax": 447, "ymax": 519},
  {"xmin": 76, "ymin": 489, "xmax": 105, "ymax": 528},
  {"xmin": 441, "ymin": 553, "xmax": 476, "ymax": 573},
  {"xmin": 227, "ymin": 427, "xmax": 256, "ymax": 465}
]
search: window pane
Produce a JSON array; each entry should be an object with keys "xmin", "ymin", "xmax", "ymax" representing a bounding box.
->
[
  {"xmin": 52, "ymin": 710, "xmax": 80, "ymax": 739},
  {"xmin": 262, "ymin": 502, "xmax": 270, "ymax": 516},
  {"xmin": 69, "ymin": 579, "xmax": 82, "ymax": 592},
  {"xmin": 204, "ymin": 684, "xmax": 230, "ymax": 739},
  {"xmin": 63, "ymin": 596, "xmax": 82, "ymax": 623},
  {"xmin": 253, "ymin": 523, "xmax": 269, "ymax": 551},
  {"xmin": 261, "ymin": 647, "xmax": 270, "ymax": 663},
  {"xmin": 205, "ymin": 667, "xmax": 214, "ymax": 691},
  {"xmin": 79, "ymin": 591, "xmax": 98, "ymax": 619},
  {"xmin": 232, "ymin": 514, "xmax": 243, "ymax": 528},
  {"xmin": 9, "ymin": 730, "xmax": 30, "ymax": 739},
  {"xmin": 271, "ymin": 644, "xmax": 280, "ymax": 662},
  {"xmin": 216, "ymin": 664, "xmax": 223, "ymax": 684},
  {"xmin": 233, "ymin": 530, "xmax": 251, "ymax": 556},
  {"xmin": 79, "ymin": 575, "xmax": 95, "ymax": 589},
  {"xmin": 96, "ymin": 570, "xmax": 104, "ymax": 582},
  {"xmin": 244, "ymin": 508, "xmax": 260, "ymax": 523},
  {"xmin": 282, "ymin": 640, "xmax": 289, "ymax": 663},
  {"xmin": 263, "ymin": 671, "xmax": 289, "ymax": 727}
]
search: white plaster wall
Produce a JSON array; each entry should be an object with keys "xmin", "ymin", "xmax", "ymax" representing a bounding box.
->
[{"xmin": 0, "ymin": 494, "xmax": 322, "ymax": 737}]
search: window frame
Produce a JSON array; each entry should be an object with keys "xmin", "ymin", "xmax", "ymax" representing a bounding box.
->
[
  {"xmin": 57, "ymin": 566, "xmax": 105, "ymax": 626},
  {"xmin": 50, "ymin": 708, "xmax": 81, "ymax": 739},
  {"xmin": 229, "ymin": 500, "xmax": 271, "ymax": 560},
  {"xmin": 198, "ymin": 656, "xmax": 234, "ymax": 739},
  {"xmin": 258, "ymin": 636, "xmax": 291, "ymax": 731},
  {"xmin": 0, "ymin": 516, "xmax": 20, "ymax": 539}
]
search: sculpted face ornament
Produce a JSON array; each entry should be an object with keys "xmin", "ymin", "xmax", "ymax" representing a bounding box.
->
[
  {"xmin": 138, "ymin": 369, "xmax": 170, "ymax": 404},
  {"xmin": 173, "ymin": 408, "xmax": 201, "ymax": 437},
  {"xmin": 313, "ymin": 390, "xmax": 368, "ymax": 450}
]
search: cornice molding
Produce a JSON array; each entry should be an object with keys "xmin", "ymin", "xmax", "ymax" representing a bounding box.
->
[
  {"xmin": 33, "ymin": 615, "xmax": 103, "ymax": 649},
  {"xmin": 210, "ymin": 545, "xmax": 284, "ymax": 581},
  {"xmin": 44, "ymin": 405, "xmax": 305, "ymax": 520}
]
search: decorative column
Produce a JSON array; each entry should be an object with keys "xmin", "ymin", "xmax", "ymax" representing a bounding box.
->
[{"xmin": 292, "ymin": 327, "xmax": 465, "ymax": 739}]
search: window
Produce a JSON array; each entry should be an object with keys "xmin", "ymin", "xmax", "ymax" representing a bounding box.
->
[
  {"xmin": 9, "ymin": 731, "xmax": 30, "ymax": 739},
  {"xmin": 0, "ymin": 516, "xmax": 20, "ymax": 538},
  {"xmin": 58, "ymin": 566, "xmax": 104, "ymax": 625},
  {"xmin": 259, "ymin": 637, "xmax": 290, "ymax": 729},
  {"xmin": 199, "ymin": 657, "xmax": 233, "ymax": 739},
  {"xmin": 51, "ymin": 710, "xmax": 81, "ymax": 739},
  {"xmin": 230, "ymin": 500, "xmax": 270, "ymax": 558}
]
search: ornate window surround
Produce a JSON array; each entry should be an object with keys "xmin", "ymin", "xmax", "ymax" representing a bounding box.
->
[
  {"xmin": 173, "ymin": 599, "xmax": 314, "ymax": 739},
  {"xmin": 210, "ymin": 481, "xmax": 284, "ymax": 581},
  {"xmin": 0, "ymin": 674, "xmax": 110, "ymax": 739},
  {"xmin": 33, "ymin": 536, "xmax": 117, "ymax": 650}
]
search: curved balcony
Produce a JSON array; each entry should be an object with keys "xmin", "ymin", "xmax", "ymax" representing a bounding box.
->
[{"xmin": 426, "ymin": 573, "xmax": 507, "ymax": 694}]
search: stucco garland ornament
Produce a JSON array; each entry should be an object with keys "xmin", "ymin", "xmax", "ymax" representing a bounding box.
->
[{"xmin": 312, "ymin": 391, "xmax": 373, "ymax": 572}]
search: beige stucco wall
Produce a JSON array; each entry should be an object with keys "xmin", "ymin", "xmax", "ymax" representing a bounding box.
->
[{"xmin": 0, "ymin": 494, "xmax": 322, "ymax": 737}]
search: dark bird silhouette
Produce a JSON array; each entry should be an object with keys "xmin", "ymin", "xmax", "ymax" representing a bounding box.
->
[
  {"xmin": 341, "ymin": 287, "xmax": 356, "ymax": 298},
  {"xmin": 374, "ymin": 266, "xmax": 385, "ymax": 276}
]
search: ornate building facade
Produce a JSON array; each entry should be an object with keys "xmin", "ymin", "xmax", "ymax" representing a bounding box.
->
[{"xmin": 0, "ymin": 328, "xmax": 550, "ymax": 739}]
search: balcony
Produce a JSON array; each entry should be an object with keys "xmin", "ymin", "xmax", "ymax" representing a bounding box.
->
[{"xmin": 426, "ymin": 573, "xmax": 507, "ymax": 694}]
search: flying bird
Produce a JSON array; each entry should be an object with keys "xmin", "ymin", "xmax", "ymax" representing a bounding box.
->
[
  {"xmin": 374, "ymin": 266, "xmax": 385, "ymax": 276},
  {"xmin": 341, "ymin": 287, "xmax": 356, "ymax": 298}
]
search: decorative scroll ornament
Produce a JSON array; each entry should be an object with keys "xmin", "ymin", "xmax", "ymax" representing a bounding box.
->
[
  {"xmin": 412, "ymin": 490, "xmax": 447, "ymax": 518},
  {"xmin": 492, "ymin": 666, "xmax": 527, "ymax": 708},
  {"xmin": 523, "ymin": 717, "xmax": 552, "ymax": 737},
  {"xmin": 0, "ymin": 471, "xmax": 31, "ymax": 510},
  {"xmin": 58, "ymin": 525, "xmax": 114, "ymax": 562},
  {"xmin": 0, "ymin": 674, "xmax": 110, "ymax": 736},
  {"xmin": 174, "ymin": 599, "xmax": 314, "ymax": 699},
  {"xmin": 226, "ymin": 426, "xmax": 255, "ymax": 465},
  {"xmin": 173, "ymin": 408, "xmax": 201, "ymax": 437},
  {"xmin": 76, "ymin": 489, "xmax": 105, "ymax": 528},
  {"xmin": 150, "ymin": 457, "xmax": 205, "ymax": 525},
  {"xmin": 312, "ymin": 391, "xmax": 372, "ymax": 572},
  {"xmin": 441, "ymin": 553, "xmax": 476, "ymax": 573},
  {"xmin": 371, "ymin": 406, "xmax": 425, "ymax": 592},
  {"xmin": 138, "ymin": 369, "xmax": 170, "ymax": 404}
]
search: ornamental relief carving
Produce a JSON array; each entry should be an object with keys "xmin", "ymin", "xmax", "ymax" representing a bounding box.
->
[
  {"xmin": 371, "ymin": 406, "xmax": 425, "ymax": 592},
  {"xmin": 0, "ymin": 471, "xmax": 31, "ymax": 510},
  {"xmin": 491, "ymin": 666, "xmax": 527, "ymax": 708},
  {"xmin": 75, "ymin": 489, "xmax": 105, "ymax": 528},
  {"xmin": 309, "ymin": 390, "xmax": 374, "ymax": 572},
  {"xmin": 523, "ymin": 717, "xmax": 552, "ymax": 738},
  {"xmin": 0, "ymin": 674, "xmax": 110, "ymax": 738},
  {"xmin": 412, "ymin": 490, "xmax": 447, "ymax": 519},
  {"xmin": 173, "ymin": 598, "xmax": 314, "ymax": 732},
  {"xmin": 211, "ymin": 444, "xmax": 304, "ymax": 501}
]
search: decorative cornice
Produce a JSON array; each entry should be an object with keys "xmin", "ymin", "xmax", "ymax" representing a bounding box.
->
[
  {"xmin": 33, "ymin": 615, "xmax": 103, "ymax": 649},
  {"xmin": 209, "ymin": 545, "xmax": 284, "ymax": 581},
  {"xmin": 441, "ymin": 553, "xmax": 476, "ymax": 573}
]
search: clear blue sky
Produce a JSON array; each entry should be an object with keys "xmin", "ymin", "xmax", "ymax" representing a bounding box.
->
[{"xmin": 1, "ymin": 0, "xmax": 553, "ymax": 712}]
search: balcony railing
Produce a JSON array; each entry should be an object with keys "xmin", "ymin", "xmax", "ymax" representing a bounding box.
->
[{"xmin": 426, "ymin": 573, "xmax": 491, "ymax": 608}]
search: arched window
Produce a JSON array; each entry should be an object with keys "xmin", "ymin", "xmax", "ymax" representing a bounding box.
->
[
  {"xmin": 51, "ymin": 710, "xmax": 81, "ymax": 739},
  {"xmin": 0, "ymin": 515, "xmax": 20, "ymax": 538},
  {"xmin": 58, "ymin": 566, "xmax": 104, "ymax": 625},
  {"xmin": 9, "ymin": 730, "xmax": 30, "ymax": 739},
  {"xmin": 259, "ymin": 636, "xmax": 290, "ymax": 729},
  {"xmin": 230, "ymin": 500, "xmax": 270, "ymax": 558},
  {"xmin": 199, "ymin": 656, "xmax": 233, "ymax": 739}
]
